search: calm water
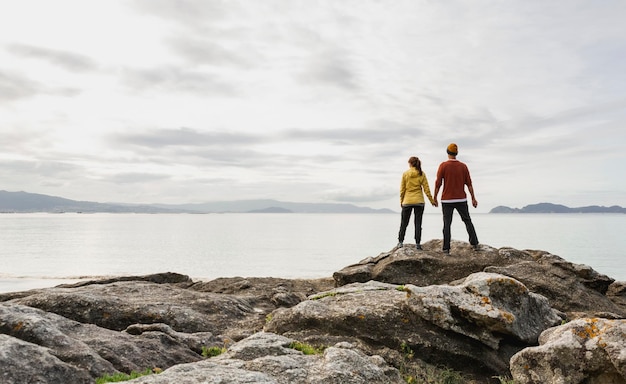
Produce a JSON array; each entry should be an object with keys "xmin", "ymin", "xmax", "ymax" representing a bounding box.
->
[{"xmin": 0, "ymin": 213, "xmax": 624, "ymax": 293}]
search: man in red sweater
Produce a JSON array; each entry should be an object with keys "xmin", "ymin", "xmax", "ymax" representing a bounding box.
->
[{"xmin": 433, "ymin": 143, "xmax": 479, "ymax": 254}]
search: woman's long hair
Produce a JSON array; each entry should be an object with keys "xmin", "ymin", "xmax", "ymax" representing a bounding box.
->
[{"xmin": 408, "ymin": 156, "xmax": 423, "ymax": 176}]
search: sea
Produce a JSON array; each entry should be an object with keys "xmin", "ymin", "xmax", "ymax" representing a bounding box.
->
[{"xmin": 0, "ymin": 212, "xmax": 624, "ymax": 293}]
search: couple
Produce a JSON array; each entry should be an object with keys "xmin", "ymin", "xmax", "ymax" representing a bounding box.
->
[{"xmin": 397, "ymin": 143, "xmax": 479, "ymax": 254}]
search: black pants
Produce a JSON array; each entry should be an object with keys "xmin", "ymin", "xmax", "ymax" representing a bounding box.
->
[
  {"xmin": 398, "ymin": 205, "xmax": 425, "ymax": 244},
  {"xmin": 442, "ymin": 202, "xmax": 478, "ymax": 250}
]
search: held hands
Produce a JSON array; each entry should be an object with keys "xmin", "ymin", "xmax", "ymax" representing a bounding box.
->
[{"xmin": 432, "ymin": 199, "xmax": 438, "ymax": 208}]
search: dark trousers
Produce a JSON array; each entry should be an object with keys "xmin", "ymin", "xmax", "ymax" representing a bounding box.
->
[
  {"xmin": 398, "ymin": 205, "xmax": 425, "ymax": 244},
  {"xmin": 442, "ymin": 202, "xmax": 478, "ymax": 250}
]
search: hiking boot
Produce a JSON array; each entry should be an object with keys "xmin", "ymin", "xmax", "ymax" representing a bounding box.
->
[
  {"xmin": 442, "ymin": 249, "xmax": 450, "ymax": 254},
  {"xmin": 472, "ymin": 244, "xmax": 480, "ymax": 251},
  {"xmin": 415, "ymin": 244, "xmax": 422, "ymax": 250},
  {"xmin": 397, "ymin": 242, "xmax": 403, "ymax": 248}
]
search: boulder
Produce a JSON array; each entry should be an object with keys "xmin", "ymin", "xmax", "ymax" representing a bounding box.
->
[
  {"xmin": 127, "ymin": 332, "xmax": 404, "ymax": 384},
  {"xmin": 7, "ymin": 280, "xmax": 260, "ymax": 338},
  {"xmin": 607, "ymin": 281, "xmax": 626, "ymax": 314},
  {"xmin": 265, "ymin": 273, "xmax": 562, "ymax": 378},
  {"xmin": 0, "ymin": 303, "xmax": 206, "ymax": 382},
  {"xmin": 334, "ymin": 240, "xmax": 623, "ymax": 319},
  {"xmin": 485, "ymin": 251, "xmax": 621, "ymax": 318},
  {"xmin": 0, "ymin": 242, "xmax": 623, "ymax": 384},
  {"xmin": 188, "ymin": 276, "xmax": 335, "ymax": 314},
  {"xmin": 511, "ymin": 318, "xmax": 626, "ymax": 384},
  {"xmin": 0, "ymin": 334, "xmax": 92, "ymax": 384},
  {"xmin": 406, "ymin": 272, "xmax": 563, "ymax": 347},
  {"xmin": 333, "ymin": 240, "xmax": 531, "ymax": 287}
]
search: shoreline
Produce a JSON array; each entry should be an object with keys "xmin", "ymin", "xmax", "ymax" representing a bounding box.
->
[{"xmin": 0, "ymin": 277, "xmax": 89, "ymax": 294}]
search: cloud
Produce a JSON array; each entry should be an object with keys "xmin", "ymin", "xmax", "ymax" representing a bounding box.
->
[
  {"xmin": 297, "ymin": 47, "xmax": 359, "ymax": 91},
  {"xmin": 166, "ymin": 36, "xmax": 254, "ymax": 67},
  {"xmin": 0, "ymin": 71, "xmax": 42, "ymax": 101},
  {"xmin": 0, "ymin": 69, "xmax": 82, "ymax": 102},
  {"xmin": 108, "ymin": 172, "xmax": 172, "ymax": 184},
  {"xmin": 7, "ymin": 44, "xmax": 98, "ymax": 72},
  {"xmin": 130, "ymin": 0, "xmax": 232, "ymax": 29},
  {"xmin": 120, "ymin": 66, "xmax": 241, "ymax": 96},
  {"xmin": 0, "ymin": 0, "xmax": 624, "ymax": 210},
  {"xmin": 323, "ymin": 187, "xmax": 397, "ymax": 203},
  {"xmin": 109, "ymin": 128, "xmax": 271, "ymax": 168},
  {"xmin": 0, "ymin": 159, "xmax": 84, "ymax": 188},
  {"xmin": 112, "ymin": 127, "xmax": 260, "ymax": 148}
]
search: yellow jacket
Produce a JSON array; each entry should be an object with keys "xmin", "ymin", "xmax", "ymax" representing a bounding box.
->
[{"xmin": 400, "ymin": 168, "xmax": 435, "ymax": 206}]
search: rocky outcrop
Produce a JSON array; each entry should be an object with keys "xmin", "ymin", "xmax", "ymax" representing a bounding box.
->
[
  {"xmin": 0, "ymin": 273, "xmax": 336, "ymax": 383},
  {"xmin": 333, "ymin": 240, "xmax": 532, "ymax": 287},
  {"xmin": 129, "ymin": 332, "xmax": 404, "ymax": 384},
  {"xmin": 334, "ymin": 239, "xmax": 624, "ymax": 319},
  {"xmin": 0, "ymin": 244, "xmax": 624, "ymax": 383},
  {"xmin": 0, "ymin": 334, "xmax": 93, "ymax": 384},
  {"xmin": 484, "ymin": 251, "xmax": 619, "ymax": 317},
  {"xmin": 8, "ymin": 278, "xmax": 257, "ymax": 336},
  {"xmin": 0, "ymin": 303, "xmax": 206, "ymax": 384},
  {"xmin": 511, "ymin": 318, "xmax": 626, "ymax": 384},
  {"xmin": 265, "ymin": 273, "xmax": 562, "ymax": 377},
  {"xmin": 608, "ymin": 281, "xmax": 626, "ymax": 315}
]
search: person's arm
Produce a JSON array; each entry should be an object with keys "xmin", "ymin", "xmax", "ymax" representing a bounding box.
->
[
  {"xmin": 468, "ymin": 185, "xmax": 478, "ymax": 208},
  {"xmin": 465, "ymin": 165, "xmax": 477, "ymax": 208},
  {"xmin": 400, "ymin": 174, "xmax": 406, "ymax": 206},
  {"xmin": 422, "ymin": 175, "xmax": 436, "ymax": 206},
  {"xmin": 433, "ymin": 165, "xmax": 443, "ymax": 207}
]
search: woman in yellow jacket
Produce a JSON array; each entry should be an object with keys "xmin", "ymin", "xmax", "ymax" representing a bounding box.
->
[{"xmin": 398, "ymin": 156, "xmax": 436, "ymax": 249}]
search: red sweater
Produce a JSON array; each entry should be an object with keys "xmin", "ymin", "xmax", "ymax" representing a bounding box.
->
[{"xmin": 435, "ymin": 159, "xmax": 472, "ymax": 202}]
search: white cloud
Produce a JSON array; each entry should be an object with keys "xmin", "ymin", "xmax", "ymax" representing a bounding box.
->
[{"xmin": 0, "ymin": 0, "xmax": 624, "ymax": 210}]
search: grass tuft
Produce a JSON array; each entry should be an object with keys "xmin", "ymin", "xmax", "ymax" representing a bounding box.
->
[
  {"xmin": 95, "ymin": 368, "xmax": 157, "ymax": 383},
  {"xmin": 493, "ymin": 375, "xmax": 518, "ymax": 384},
  {"xmin": 288, "ymin": 341, "xmax": 325, "ymax": 355},
  {"xmin": 202, "ymin": 345, "xmax": 227, "ymax": 358},
  {"xmin": 310, "ymin": 291, "xmax": 337, "ymax": 300}
]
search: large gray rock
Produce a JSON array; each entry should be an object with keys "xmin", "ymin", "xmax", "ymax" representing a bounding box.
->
[
  {"xmin": 0, "ymin": 303, "xmax": 207, "ymax": 382},
  {"xmin": 405, "ymin": 272, "xmax": 562, "ymax": 348},
  {"xmin": 0, "ymin": 274, "xmax": 339, "ymax": 383},
  {"xmin": 7, "ymin": 280, "xmax": 258, "ymax": 337},
  {"xmin": 334, "ymin": 240, "xmax": 623, "ymax": 319},
  {"xmin": 333, "ymin": 240, "xmax": 530, "ymax": 287},
  {"xmin": 1, "ymin": 274, "xmax": 333, "ymax": 343},
  {"xmin": 608, "ymin": 281, "xmax": 626, "ymax": 315},
  {"xmin": 127, "ymin": 332, "xmax": 404, "ymax": 384},
  {"xmin": 511, "ymin": 318, "xmax": 626, "ymax": 384},
  {"xmin": 1, "ymin": 242, "xmax": 623, "ymax": 384},
  {"xmin": 485, "ymin": 251, "xmax": 621, "ymax": 317},
  {"xmin": 265, "ymin": 273, "xmax": 562, "ymax": 377},
  {"xmin": 0, "ymin": 334, "xmax": 92, "ymax": 384}
]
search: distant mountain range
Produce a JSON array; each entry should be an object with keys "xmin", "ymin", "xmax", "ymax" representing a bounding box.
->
[
  {"xmin": 150, "ymin": 199, "xmax": 394, "ymax": 214},
  {"xmin": 490, "ymin": 203, "xmax": 626, "ymax": 214},
  {"xmin": 0, "ymin": 190, "xmax": 394, "ymax": 214}
]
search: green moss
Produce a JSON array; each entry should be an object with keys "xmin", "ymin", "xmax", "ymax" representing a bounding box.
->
[
  {"xmin": 288, "ymin": 341, "xmax": 325, "ymax": 355},
  {"xmin": 401, "ymin": 342, "xmax": 415, "ymax": 359},
  {"xmin": 403, "ymin": 366, "xmax": 465, "ymax": 384},
  {"xmin": 202, "ymin": 345, "xmax": 227, "ymax": 358},
  {"xmin": 95, "ymin": 368, "xmax": 157, "ymax": 383},
  {"xmin": 399, "ymin": 342, "xmax": 468, "ymax": 384},
  {"xmin": 494, "ymin": 376, "xmax": 518, "ymax": 384},
  {"xmin": 310, "ymin": 291, "xmax": 337, "ymax": 300}
]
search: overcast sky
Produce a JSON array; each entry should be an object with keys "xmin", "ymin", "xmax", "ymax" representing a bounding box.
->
[{"xmin": 0, "ymin": 0, "xmax": 624, "ymax": 212}]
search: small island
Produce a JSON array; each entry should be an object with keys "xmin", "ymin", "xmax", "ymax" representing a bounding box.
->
[{"xmin": 490, "ymin": 202, "xmax": 626, "ymax": 214}]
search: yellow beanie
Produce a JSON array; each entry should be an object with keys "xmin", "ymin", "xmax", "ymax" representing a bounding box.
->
[{"xmin": 447, "ymin": 143, "xmax": 458, "ymax": 155}]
